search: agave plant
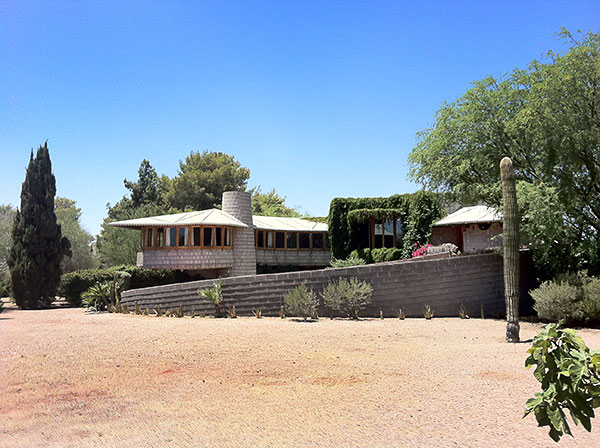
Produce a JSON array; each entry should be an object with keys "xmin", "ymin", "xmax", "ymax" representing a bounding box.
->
[
  {"xmin": 198, "ymin": 278, "xmax": 225, "ymax": 318},
  {"xmin": 423, "ymin": 304, "xmax": 435, "ymax": 320}
]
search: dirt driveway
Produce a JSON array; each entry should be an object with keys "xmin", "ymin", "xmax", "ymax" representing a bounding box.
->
[{"xmin": 1, "ymin": 302, "xmax": 598, "ymax": 448}]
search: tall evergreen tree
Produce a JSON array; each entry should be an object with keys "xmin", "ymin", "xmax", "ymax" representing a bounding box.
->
[{"xmin": 8, "ymin": 143, "xmax": 71, "ymax": 309}]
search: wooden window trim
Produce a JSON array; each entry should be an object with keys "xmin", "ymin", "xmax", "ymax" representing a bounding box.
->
[{"xmin": 142, "ymin": 226, "xmax": 234, "ymax": 250}]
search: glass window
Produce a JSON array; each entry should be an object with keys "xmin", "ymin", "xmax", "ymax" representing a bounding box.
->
[
  {"xmin": 215, "ymin": 227, "xmax": 222, "ymax": 247},
  {"xmin": 384, "ymin": 220, "xmax": 394, "ymax": 247},
  {"xmin": 193, "ymin": 228, "xmax": 202, "ymax": 247},
  {"xmin": 224, "ymin": 228, "xmax": 231, "ymax": 247},
  {"xmin": 286, "ymin": 232, "xmax": 297, "ymax": 249},
  {"xmin": 266, "ymin": 232, "xmax": 274, "ymax": 248},
  {"xmin": 204, "ymin": 227, "xmax": 213, "ymax": 246},
  {"xmin": 312, "ymin": 232, "xmax": 324, "ymax": 249},
  {"xmin": 395, "ymin": 218, "xmax": 403, "ymax": 238},
  {"xmin": 256, "ymin": 230, "xmax": 264, "ymax": 248},
  {"xmin": 178, "ymin": 227, "xmax": 187, "ymax": 247},
  {"xmin": 167, "ymin": 227, "xmax": 177, "ymax": 247},
  {"xmin": 146, "ymin": 228, "xmax": 154, "ymax": 247},
  {"xmin": 275, "ymin": 232, "xmax": 285, "ymax": 249},
  {"xmin": 157, "ymin": 228, "xmax": 164, "ymax": 247},
  {"xmin": 374, "ymin": 221, "xmax": 383, "ymax": 248},
  {"xmin": 299, "ymin": 233, "xmax": 310, "ymax": 249}
]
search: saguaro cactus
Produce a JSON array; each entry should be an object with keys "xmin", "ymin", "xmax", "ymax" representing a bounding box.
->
[{"xmin": 500, "ymin": 157, "xmax": 520, "ymax": 343}]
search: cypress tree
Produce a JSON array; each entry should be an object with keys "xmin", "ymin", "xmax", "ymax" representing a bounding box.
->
[{"xmin": 8, "ymin": 143, "xmax": 71, "ymax": 309}]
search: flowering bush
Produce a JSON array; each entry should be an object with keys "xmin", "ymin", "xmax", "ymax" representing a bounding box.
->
[{"xmin": 412, "ymin": 243, "xmax": 433, "ymax": 258}]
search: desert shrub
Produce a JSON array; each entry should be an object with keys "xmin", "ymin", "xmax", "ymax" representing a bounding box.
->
[
  {"xmin": 284, "ymin": 283, "xmax": 318, "ymax": 320},
  {"xmin": 198, "ymin": 278, "xmax": 225, "ymax": 318},
  {"xmin": 524, "ymin": 322, "xmax": 600, "ymax": 441},
  {"xmin": 329, "ymin": 255, "xmax": 366, "ymax": 268},
  {"xmin": 531, "ymin": 272, "xmax": 600, "ymax": 325},
  {"xmin": 0, "ymin": 278, "xmax": 10, "ymax": 298},
  {"xmin": 322, "ymin": 277, "xmax": 373, "ymax": 319},
  {"xmin": 59, "ymin": 265, "xmax": 195, "ymax": 307},
  {"xmin": 81, "ymin": 271, "xmax": 130, "ymax": 311}
]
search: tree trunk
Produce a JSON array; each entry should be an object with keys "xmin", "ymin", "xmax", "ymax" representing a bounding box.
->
[{"xmin": 500, "ymin": 157, "xmax": 520, "ymax": 343}]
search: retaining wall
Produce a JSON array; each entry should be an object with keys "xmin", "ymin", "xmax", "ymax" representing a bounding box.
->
[{"xmin": 121, "ymin": 252, "xmax": 535, "ymax": 318}]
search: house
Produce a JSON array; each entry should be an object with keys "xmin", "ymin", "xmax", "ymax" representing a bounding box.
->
[
  {"xmin": 430, "ymin": 205, "xmax": 502, "ymax": 254},
  {"xmin": 109, "ymin": 191, "xmax": 330, "ymax": 278}
]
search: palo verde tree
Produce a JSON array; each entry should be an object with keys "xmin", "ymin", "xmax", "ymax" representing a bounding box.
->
[
  {"xmin": 8, "ymin": 143, "xmax": 71, "ymax": 308},
  {"xmin": 408, "ymin": 29, "xmax": 600, "ymax": 278}
]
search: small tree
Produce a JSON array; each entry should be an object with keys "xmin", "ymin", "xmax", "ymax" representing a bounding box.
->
[
  {"xmin": 8, "ymin": 143, "xmax": 71, "ymax": 308},
  {"xmin": 524, "ymin": 322, "xmax": 600, "ymax": 441},
  {"xmin": 198, "ymin": 277, "xmax": 225, "ymax": 317},
  {"xmin": 322, "ymin": 277, "xmax": 373, "ymax": 319},
  {"xmin": 284, "ymin": 283, "xmax": 318, "ymax": 320}
]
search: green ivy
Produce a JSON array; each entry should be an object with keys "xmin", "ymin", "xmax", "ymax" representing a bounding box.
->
[
  {"xmin": 524, "ymin": 322, "xmax": 600, "ymax": 442},
  {"xmin": 327, "ymin": 191, "xmax": 442, "ymax": 259}
]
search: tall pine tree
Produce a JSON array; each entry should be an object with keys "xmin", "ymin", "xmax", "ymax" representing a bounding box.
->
[{"xmin": 8, "ymin": 143, "xmax": 71, "ymax": 308}]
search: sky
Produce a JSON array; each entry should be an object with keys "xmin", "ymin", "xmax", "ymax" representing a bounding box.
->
[{"xmin": 1, "ymin": 1, "xmax": 598, "ymax": 235}]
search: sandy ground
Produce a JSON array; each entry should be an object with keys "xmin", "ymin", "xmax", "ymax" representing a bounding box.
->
[{"xmin": 0, "ymin": 301, "xmax": 599, "ymax": 448}]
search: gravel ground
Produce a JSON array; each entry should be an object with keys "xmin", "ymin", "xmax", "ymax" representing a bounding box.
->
[{"xmin": 1, "ymin": 301, "xmax": 598, "ymax": 448}]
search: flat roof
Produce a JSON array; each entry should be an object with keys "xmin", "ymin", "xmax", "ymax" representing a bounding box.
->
[
  {"xmin": 434, "ymin": 205, "xmax": 502, "ymax": 227},
  {"xmin": 108, "ymin": 209, "xmax": 248, "ymax": 228},
  {"xmin": 253, "ymin": 216, "xmax": 328, "ymax": 232}
]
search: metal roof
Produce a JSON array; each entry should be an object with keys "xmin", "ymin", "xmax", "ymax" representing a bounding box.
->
[
  {"xmin": 252, "ymin": 216, "xmax": 328, "ymax": 232},
  {"xmin": 108, "ymin": 209, "xmax": 248, "ymax": 228},
  {"xmin": 434, "ymin": 205, "xmax": 502, "ymax": 227}
]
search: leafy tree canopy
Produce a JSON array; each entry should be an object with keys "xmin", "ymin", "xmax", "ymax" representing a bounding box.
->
[
  {"xmin": 408, "ymin": 29, "xmax": 600, "ymax": 277},
  {"xmin": 250, "ymin": 187, "xmax": 301, "ymax": 217},
  {"xmin": 166, "ymin": 150, "xmax": 250, "ymax": 211},
  {"xmin": 55, "ymin": 197, "xmax": 98, "ymax": 273},
  {"xmin": 0, "ymin": 204, "xmax": 16, "ymax": 261}
]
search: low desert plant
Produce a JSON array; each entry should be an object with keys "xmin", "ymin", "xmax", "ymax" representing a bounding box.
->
[
  {"xmin": 189, "ymin": 309, "xmax": 196, "ymax": 318},
  {"xmin": 81, "ymin": 282, "xmax": 112, "ymax": 311},
  {"xmin": 423, "ymin": 304, "xmax": 434, "ymax": 319},
  {"xmin": 380, "ymin": 310, "xmax": 384, "ymax": 320},
  {"xmin": 134, "ymin": 301, "xmax": 141, "ymax": 315},
  {"xmin": 121, "ymin": 304, "xmax": 130, "ymax": 314},
  {"xmin": 199, "ymin": 312, "xmax": 206, "ymax": 318},
  {"xmin": 164, "ymin": 309, "xmax": 172, "ymax": 317},
  {"xmin": 329, "ymin": 255, "xmax": 366, "ymax": 268},
  {"xmin": 253, "ymin": 309, "xmax": 262, "ymax": 319},
  {"xmin": 531, "ymin": 272, "xmax": 600, "ymax": 325},
  {"xmin": 396, "ymin": 308, "xmax": 406, "ymax": 320},
  {"xmin": 279, "ymin": 305, "xmax": 285, "ymax": 319},
  {"xmin": 524, "ymin": 322, "xmax": 600, "ymax": 441},
  {"xmin": 228, "ymin": 305, "xmax": 237, "ymax": 319},
  {"xmin": 155, "ymin": 305, "xmax": 163, "ymax": 317},
  {"xmin": 142, "ymin": 308, "xmax": 149, "ymax": 316},
  {"xmin": 322, "ymin": 277, "xmax": 373, "ymax": 320},
  {"xmin": 174, "ymin": 305, "xmax": 184, "ymax": 318},
  {"xmin": 198, "ymin": 278, "xmax": 225, "ymax": 318},
  {"xmin": 458, "ymin": 303, "xmax": 469, "ymax": 319},
  {"xmin": 480, "ymin": 304, "xmax": 485, "ymax": 319},
  {"xmin": 284, "ymin": 284, "xmax": 318, "ymax": 321}
]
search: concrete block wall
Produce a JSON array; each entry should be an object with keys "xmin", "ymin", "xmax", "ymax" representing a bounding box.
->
[
  {"xmin": 222, "ymin": 191, "xmax": 257, "ymax": 276},
  {"xmin": 136, "ymin": 249, "xmax": 234, "ymax": 270},
  {"xmin": 121, "ymin": 253, "xmax": 534, "ymax": 318},
  {"xmin": 255, "ymin": 249, "xmax": 331, "ymax": 267}
]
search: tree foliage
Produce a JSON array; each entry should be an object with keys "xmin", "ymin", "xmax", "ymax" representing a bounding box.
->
[
  {"xmin": 408, "ymin": 30, "xmax": 600, "ymax": 277},
  {"xmin": 55, "ymin": 197, "xmax": 98, "ymax": 273},
  {"xmin": 251, "ymin": 187, "xmax": 301, "ymax": 217},
  {"xmin": 524, "ymin": 322, "xmax": 600, "ymax": 441},
  {"xmin": 166, "ymin": 150, "xmax": 250, "ymax": 211},
  {"xmin": 0, "ymin": 205, "xmax": 16, "ymax": 262},
  {"xmin": 8, "ymin": 143, "xmax": 71, "ymax": 308}
]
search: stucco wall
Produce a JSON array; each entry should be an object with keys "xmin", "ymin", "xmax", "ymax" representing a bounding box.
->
[
  {"xmin": 122, "ymin": 252, "xmax": 535, "ymax": 318},
  {"xmin": 463, "ymin": 223, "xmax": 502, "ymax": 254}
]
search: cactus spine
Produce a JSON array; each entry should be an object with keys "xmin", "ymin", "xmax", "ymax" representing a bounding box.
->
[{"xmin": 500, "ymin": 157, "xmax": 520, "ymax": 343}]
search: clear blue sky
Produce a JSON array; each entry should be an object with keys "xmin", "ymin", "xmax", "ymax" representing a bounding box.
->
[{"xmin": 1, "ymin": 1, "xmax": 598, "ymax": 235}]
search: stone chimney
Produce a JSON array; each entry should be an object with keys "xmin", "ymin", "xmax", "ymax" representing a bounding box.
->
[{"xmin": 222, "ymin": 191, "xmax": 257, "ymax": 276}]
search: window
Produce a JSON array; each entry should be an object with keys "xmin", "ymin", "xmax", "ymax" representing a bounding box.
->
[
  {"xmin": 299, "ymin": 233, "xmax": 310, "ymax": 249},
  {"xmin": 286, "ymin": 232, "xmax": 297, "ymax": 249},
  {"xmin": 167, "ymin": 227, "xmax": 177, "ymax": 247},
  {"xmin": 256, "ymin": 230, "xmax": 264, "ymax": 248},
  {"xmin": 266, "ymin": 232, "xmax": 274, "ymax": 248},
  {"xmin": 374, "ymin": 222, "xmax": 383, "ymax": 247},
  {"xmin": 224, "ymin": 228, "xmax": 231, "ymax": 247},
  {"xmin": 275, "ymin": 232, "xmax": 285, "ymax": 249},
  {"xmin": 157, "ymin": 228, "xmax": 164, "ymax": 247},
  {"xmin": 193, "ymin": 227, "xmax": 202, "ymax": 247},
  {"xmin": 383, "ymin": 220, "xmax": 394, "ymax": 247},
  {"xmin": 215, "ymin": 227, "xmax": 222, "ymax": 247},
  {"xmin": 312, "ymin": 233, "xmax": 324, "ymax": 249},
  {"xmin": 146, "ymin": 228, "xmax": 154, "ymax": 247},
  {"xmin": 204, "ymin": 227, "xmax": 213, "ymax": 246}
]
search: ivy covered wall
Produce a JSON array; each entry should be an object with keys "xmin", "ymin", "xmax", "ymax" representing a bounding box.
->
[{"xmin": 327, "ymin": 191, "xmax": 442, "ymax": 259}]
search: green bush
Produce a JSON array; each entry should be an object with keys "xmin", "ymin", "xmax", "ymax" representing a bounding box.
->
[
  {"xmin": 322, "ymin": 277, "xmax": 373, "ymax": 319},
  {"xmin": 329, "ymin": 255, "xmax": 366, "ymax": 268},
  {"xmin": 348, "ymin": 248, "xmax": 403, "ymax": 264},
  {"xmin": 59, "ymin": 265, "xmax": 194, "ymax": 307},
  {"xmin": 0, "ymin": 278, "xmax": 10, "ymax": 298},
  {"xmin": 198, "ymin": 278, "xmax": 225, "ymax": 318},
  {"xmin": 81, "ymin": 282, "xmax": 112, "ymax": 311},
  {"xmin": 531, "ymin": 272, "xmax": 600, "ymax": 325},
  {"xmin": 284, "ymin": 283, "xmax": 319, "ymax": 320}
]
